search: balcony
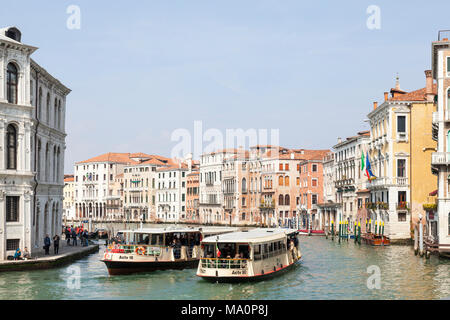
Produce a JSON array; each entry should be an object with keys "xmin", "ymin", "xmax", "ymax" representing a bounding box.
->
[
  {"xmin": 393, "ymin": 177, "xmax": 409, "ymax": 186},
  {"xmin": 366, "ymin": 202, "xmax": 388, "ymax": 210},
  {"xmin": 369, "ymin": 177, "xmax": 390, "ymax": 188},
  {"xmin": 431, "ymin": 152, "xmax": 450, "ymax": 165},
  {"xmin": 396, "ymin": 202, "xmax": 410, "ymax": 211},
  {"xmin": 259, "ymin": 200, "xmax": 275, "ymax": 209}
]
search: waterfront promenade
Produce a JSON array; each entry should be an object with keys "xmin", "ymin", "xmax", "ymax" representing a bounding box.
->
[{"xmin": 0, "ymin": 240, "xmax": 99, "ymax": 272}]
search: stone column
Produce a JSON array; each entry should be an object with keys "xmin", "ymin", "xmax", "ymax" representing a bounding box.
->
[
  {"xmin": 0, "ymin": 49, "xmax": 5, "ymax": 102},
  {"xmin": 0, "ymin": 120, "xmax": 5, "ymax": 170},
  {"xmin": 17, "ymin": 123, "xmax": 25, "ymax": 172},
  {"xmin": 0, "ymin": 191, "xmax": 5, "ymax": 260},
  {"xmin": 24, "ymin": 191, "xmax": 32, "ymax": 252}
]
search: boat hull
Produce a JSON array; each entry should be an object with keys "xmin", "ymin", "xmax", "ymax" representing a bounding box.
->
[
  {"xmin": 362, "ymin": 234, "xmax": 390, "ymax": 246},
  {"xmin": 198, "ymin": 260, "xmax": 299, "ymax": 283},
  {"xmin": 102, "ymin": 259, "xmax": 199, "ymax": 275}
]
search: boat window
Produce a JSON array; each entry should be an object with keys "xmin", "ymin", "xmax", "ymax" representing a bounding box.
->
[
  {"xmin": 238, "ymin": 244, "xmax": 249, "ymax": 259},
  {"xmin": 151, "ymin": 234, "xmax": 158, "ymax": 245},
  {"xmin": 203, "ymin": 244, "xmax": 215, "ymax": 258}
]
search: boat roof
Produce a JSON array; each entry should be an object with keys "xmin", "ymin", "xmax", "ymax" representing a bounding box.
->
[
  {"xmin": 202, "ymin": 228, "xmax": 299, "ymax": 244},
  {"xmin": 117, "ymin": 226, "xmax": 238, "ymax": 235}
]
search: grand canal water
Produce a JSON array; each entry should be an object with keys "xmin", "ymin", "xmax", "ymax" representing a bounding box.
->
[{"xmin": 0, "ymin": 236, "xmax": 449, "ymax": 300}]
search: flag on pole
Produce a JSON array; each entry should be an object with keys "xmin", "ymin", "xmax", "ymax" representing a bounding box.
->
[
  {"xmin": 216, "ymin": 243, "xmax": 221, "ymax": 258},
  {"xmin": 361, "ymin": 151, "xmax": 365, "ymax": 171},
  {"xmin": 365, "ymin": 152, "xmax": 377, "ymax": 181}
]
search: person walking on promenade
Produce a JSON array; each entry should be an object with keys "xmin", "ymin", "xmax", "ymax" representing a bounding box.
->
[
  {"xmin": 83, "ymin": 229, "xmax": 89, "ymax": 246},
  {"xmin": 53, "ymin": 234, "xmax": 60, "ymax": 254},
  {"xmin": 65, "ymin": 227, "xmax": 71, "ymax": 246},
  {"xmin": 72, "ymin": 228, "xmax": 77, "ymax": 246},
  {"xmin": 44, "ymin": 235, "xmax": 51, "ymax": 255}
]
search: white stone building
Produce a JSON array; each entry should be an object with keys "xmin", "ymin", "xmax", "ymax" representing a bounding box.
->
[
  {"xmin": 333, "ymin": 131, "xmax": 370, "ymax": 224},
  {"xmin": 431, "ymin": 34, "xmax": 450, "ymax": 255},
  {"xmin": 63, "ymin": 175, "xmax": 76, "ymax": 221},
  {"xmin": 155, "ymin": 163, "xmax": 188, "ymax": 222},
  {"xmin": 0, "ymin": 27, "xmax": 70, "ymax": 259},
  {"xmin": 73, "ymin": 153, "xmax": 142, "ymax": 221},
  {"xmin": 199, "ymin": 149, "xmax": 239, "ymax": 224},
  {"xmin": 122, "ymin": 154, "xmax": 172, "ymax": 222}
]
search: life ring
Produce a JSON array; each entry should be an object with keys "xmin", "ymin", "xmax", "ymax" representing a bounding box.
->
[{"xmin": 135, "ymin": 246, "xmax": 146, "ymax": 255}]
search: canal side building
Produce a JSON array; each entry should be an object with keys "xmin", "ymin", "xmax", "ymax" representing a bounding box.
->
[
  {"xmin": 367, "ymin": 72, "xmax": 437, "ymax": 241},
  {"xmin": 0, "ymin": 26, "xmax": 70, "ymax": 259},
  {"xmin": 63, "ymin": 175, "xmax": 75, "ymax": 221},
  {"xmin": 333, "ymin": 131, "xmax": 371, "ymax": 225},
  {"xmin": 431, "ymin": 34, "xmax": 450, "ymax": 255},
  {"xmin": 155, "ymin": 162, "xmax": 189, "ymax": 222},
  {"xmin": 122, "ymin": 154, "xmax": 173, "ymax": 222}
]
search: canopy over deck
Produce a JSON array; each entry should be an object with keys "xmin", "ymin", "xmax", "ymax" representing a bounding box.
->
[
  {"xmin": 117, "ymin": 226, "xmax": 238, "ymax": 236},
  {"xmin": 202, "ymin": 228, "xmax": 298, "ymax": 244}
]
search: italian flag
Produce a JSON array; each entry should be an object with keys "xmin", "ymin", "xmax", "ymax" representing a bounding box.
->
[{"xmin": 216, "ymin": 243, "xmax": 221, "ymax": 258}]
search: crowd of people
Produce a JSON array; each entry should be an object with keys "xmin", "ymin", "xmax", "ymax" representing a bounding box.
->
[
  {"xmin": 9, "ymin": 225, "xmax": 91, "ymax": 261},
  {"xmin": 63, "ymin": 226, "xmax": 90, "ymax": 247}
]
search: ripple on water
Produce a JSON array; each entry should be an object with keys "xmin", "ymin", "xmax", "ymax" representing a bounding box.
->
[{"xmin": 0, "ymin": 237, "xmax": 449, "ymax": 299}]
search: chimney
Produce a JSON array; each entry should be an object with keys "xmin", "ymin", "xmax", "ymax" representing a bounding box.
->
[
  {"xmin": 373, "ymin": 102, "xmax": 378, "ymax": 110},
  {"xmin": 337, "ymin": 137, "xmax": 342, "ymax": 144},
  {"xmin": 425, "ymin": 70, "xmax": 434, "ymax": 102},
  {"xmin": 384, "ymin": 92, "xmax": 389, "ymax": 102}
]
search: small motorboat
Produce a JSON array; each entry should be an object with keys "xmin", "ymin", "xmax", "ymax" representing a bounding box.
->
[{"xmin": 361, "ymin": 233, "xmax": 390, "ymax": 246}]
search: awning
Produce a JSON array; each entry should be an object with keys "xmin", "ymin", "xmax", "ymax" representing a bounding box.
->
[{"xmin": 429, "ymin": 189, "xmax": 438, "ymax": 196}]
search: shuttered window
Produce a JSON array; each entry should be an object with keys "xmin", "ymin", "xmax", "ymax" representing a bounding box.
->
[{"xmin": 6, "ymin": 196, "xmax": 19, "ymax": 222}]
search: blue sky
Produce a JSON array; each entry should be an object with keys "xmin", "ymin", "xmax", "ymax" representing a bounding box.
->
[{"xmin": 1, "ymin": 1, "xmax": 449, "ymax": 173}]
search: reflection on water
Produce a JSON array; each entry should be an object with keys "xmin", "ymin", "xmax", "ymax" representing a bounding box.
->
[{"xmin": 0, "ymin": 237, "xmax": 449, "ymax": 300}]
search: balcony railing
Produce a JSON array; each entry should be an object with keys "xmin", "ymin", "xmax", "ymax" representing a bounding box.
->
[
  {"xmin": 366, "ymin": 202, "xmax": 389, "ymax": 210},
  {"xmin": 394, "ymin": 177, "xmax": 409, "ymax": 186},
  {"xmin": 432, "ymin": 152, "xmax": 450, "ymax": 165},
  {"xmin": 259, "ymin": 201, "xmax": 275, "ymax": 209}
]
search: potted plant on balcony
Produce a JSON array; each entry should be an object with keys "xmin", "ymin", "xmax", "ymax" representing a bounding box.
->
[
  {"xmin": 397, "ymin": 201, "xmax": 409, "ymax": 211},
  {"xmin": 423, "ymin": 203, "xmax": 437, "ymax": 211}
]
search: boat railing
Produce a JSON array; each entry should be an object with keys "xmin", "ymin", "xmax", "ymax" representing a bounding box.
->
[
  {"xmin": 106, "ymin": 244, "xmax": 164, "ymax": 256},
  {"xmin": 200, "ymin": 258, "xmax": 248, "ymax": 269}
]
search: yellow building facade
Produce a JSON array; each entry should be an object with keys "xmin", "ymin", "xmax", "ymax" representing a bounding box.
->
[{"xmin": 367, "ymin": 72, "xmax": 436, "ymax": 241}]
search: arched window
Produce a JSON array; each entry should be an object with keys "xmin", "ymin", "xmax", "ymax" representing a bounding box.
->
[
  {"xmin": 46, "ymin": 93, "xmax": 50, "ymax": 124},
  {"xmin": 242, "ymin": 178, "xmax": 247, "ymax": 192},
  {"xmin": 58, "ymin": 100, "xmax": 62, "ymax": 130},
  {"xmin": 279, "ymin": 194, "xmax": 284, "ymax": 206},
  {"xmin": 278, "ymin": 176, "xmax": 284, "ymax": 186},
  {"xmin": 285, "ymin": 176, "xmax": 290, "ymax": 186},
  {"xmin": 54, "ymin": 98, "xmax": 58, "ymax": 128},
  {"xmin": 38, "ymin": 87, "xmax": 42, "ymax": 119},
  {"xmin": 7, "ymin": 63, "xmax": 18, "ymax": 104},
  {"xmin": 285, "ymin": 195, "xmax": 290, "ymax": 206},
  {"xmin": 6, "ymin": 124, "xmax": 17, "ymax": 169}
]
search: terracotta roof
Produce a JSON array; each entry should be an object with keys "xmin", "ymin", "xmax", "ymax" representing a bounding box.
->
[
  {"xmin": 77, "ymin": 152, "xmax": 173, "ymax": 166},
  {"xmin": 76, "ymin": 153, "xmax": 142, "ymax": 165},
  {"xmin": 64, "ymin": 176, "xmax": 74, "ymax": 182},
  {"xmin": 264, "ymin": 149, "xmax": 330, "ymax": 161},
  {"xmin": 389, "ymin": 84, "xmax": 437, "ymax": 102},
  {"xmin": 156, "ymin": 163, "xmax": 188, "ymax": 172}
]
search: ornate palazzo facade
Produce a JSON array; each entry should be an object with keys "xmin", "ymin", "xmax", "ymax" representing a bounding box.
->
[{"xmin": 0, "ymin": 27, "xmax": 70, "ymax": 259}]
